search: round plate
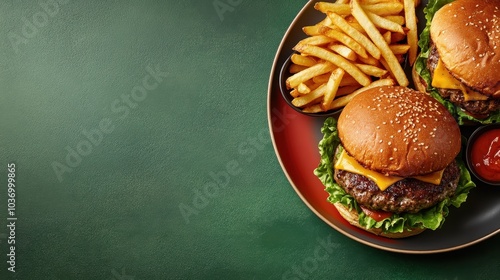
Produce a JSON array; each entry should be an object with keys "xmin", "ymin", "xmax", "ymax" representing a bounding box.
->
[{"xmin": 267, "ymin": 0, "xmax": 500, "ymax": 254}]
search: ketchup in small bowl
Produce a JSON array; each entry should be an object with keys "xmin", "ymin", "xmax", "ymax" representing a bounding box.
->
[{"xmin": 466, "ymin": 124, "xmax": 500, "ymax": 186}]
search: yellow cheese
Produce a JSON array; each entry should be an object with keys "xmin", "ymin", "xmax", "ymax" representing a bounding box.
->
[
  {"xmin": 461, "ymin": 87, "xmax": 489, "ymax": 101},
  {"xmin": 432, "ymin": 59, "xmax": 462, "ymax": 90},
  {"xmin": 413, "ymin": 169, "xmax": 445, "ymax": 185},
  {"xmin": 432, "ymin": 59, "xmax": 489, "ymax": 101},
  {"xmin": 334, "ymin": 150, "xmax": 444, "ymax": 191}
]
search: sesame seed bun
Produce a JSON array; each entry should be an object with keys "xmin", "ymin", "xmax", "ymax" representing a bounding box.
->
[
  {"xmin": 337, "ymin": 86, "xmax": 461, "ymax": 177},
  {"xmin": 430, "ymin": 0, "xmax": 500, "ymax": 98},
  {"xmin": 334, "ymin": 203, "xmax": 426, "ymax": 238}
]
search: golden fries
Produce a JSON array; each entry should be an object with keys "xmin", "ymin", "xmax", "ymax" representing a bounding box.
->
[
  {"xmin": 291, "ymin": 54, "xmax": 317, "ymax": 67},
  {"xmin": 351, "ymin": 0, "xmax": 409, "ymax": 86},
  {"xmin": 327, "ymin": 12, "xmax": 381, "ymax": 59},
  {"xmin": 329, "ymin": 44, "xmax": 358, "ymax": 61},
  {"xmin": 322, "ymin": 68, "xmax": 345, "ymax": 110},
  {"xmin": 355, "ymin": 63, "xmax": 388, "ymax": 77},
  {"xmin": 285, "ymin": 0, "xmax": 419, "ymax": 113},
  {"xmin": 327, "ymin": 78, "xmax": 395, "ymax": 110},
  {"xmin": 403, "ymin": 0, "xmax": 418, "ymax": 65},
  {"xmin": 286, "ymin": 61, "xmax": 335, "ymax": 89},
  {"xmin": 294, "ymin": 44, "xmax": 371, "ymax": 86},
  {"xmin": 315, "ymin": 2, "xmax": 403, "ymax": 16},
  {"xmin": 365, "ymin": 11, "xmax": 405, "ymax": 34},
  {"xmin": 319, "ymin": 26, "xmax": 369, "ymax": 59},
  {"xmin": 291, "ymin": 84, "xmax": 327, "ymax": 108}
]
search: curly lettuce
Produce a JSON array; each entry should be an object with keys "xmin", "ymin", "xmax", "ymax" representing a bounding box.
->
[
  {"xmin": 313, "ymin": 117, "xmax": 476, "ymax": 234},
  {"xmin": 414, "ymin": 0, "xmax": 500, "ymax": 124}
]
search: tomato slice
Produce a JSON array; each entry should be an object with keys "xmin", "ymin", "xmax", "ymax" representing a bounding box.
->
[{"xmin": 360, "ymin": 205, "xmax": 392, "ymax": 222}]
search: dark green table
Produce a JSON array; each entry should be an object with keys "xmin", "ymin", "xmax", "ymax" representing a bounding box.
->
[{"xmin": 0, "ymin": 1, "xmax": 498, "ymax": 279}]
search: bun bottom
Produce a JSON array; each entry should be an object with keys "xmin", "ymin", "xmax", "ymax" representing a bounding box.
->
[
  {"xmin": 412, "ymin": 62, "xmax": 428, "ymax": 93},
  {"xmin": 334, "ymin": 203, "xmax": 426, "ymax": 239}
]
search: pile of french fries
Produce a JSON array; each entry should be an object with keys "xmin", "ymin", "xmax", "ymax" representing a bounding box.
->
[{"xmin": 285, "ymin": 0, "xmax": 419, "ymax": 113}]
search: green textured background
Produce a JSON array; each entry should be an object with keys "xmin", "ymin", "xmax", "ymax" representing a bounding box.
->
[{"xmin": 0, "ymin": 0, "xmax": 498, "ymax": 279}]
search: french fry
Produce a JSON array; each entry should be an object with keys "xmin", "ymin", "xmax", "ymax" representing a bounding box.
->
[
  {"xmin": 366, "ymin": 11, "xmax": 405, "ymax": 34},
  {"xmin": 362, "ymin": 2, "xmax": 404, "ymax": 15},
  {"xmin": 286, "ymin": 61, "xmax": 335, "ymax": 89},
  {"xmin": 328, "ymin": 44, "xmax": 358, "ymax": 61},
  {"xmin": 302, "ymin": 25, "xmax": 323, "ymax": 36},
  {"xmin": 312, "ymin": 73, "xmax": 330, "ymax": 84},
  {"xmin": 357, "ymin": 54, "xmax": 380, "ymax": 66},
  {"xmin": 315, "ymin": 2, "xmax": 403, "ymax": 16},
  {"xmin": 297, "ymin": 83, "xmax": 312, "ymax": 95},
  {"xmin": 302, "ymin": 17, "xmax": 333, "ymax": 36},
  {"xmin": 404, "ymin": 0, "xmax": 421, "ymax": 7},
  {"xmin": 360, "ymin": 0, "xmax": 398, "ymax": 3},
  {"xmin": 404, "ymin": 0, "xmax": 418, "ymax": 65},
  {"xmin": 350, "ymin": 0, "xmax": 409, "ymax": 86},
  {"xmin": 327, "ymin": 78, "xmax": 395, "ymax": 110},
  {"xmin": 384, "ymin": 15, "xmax": 405, "ymax": 25},
  {"xmin": 355, "ymin": 63, "xmax": 388, "ymax": 77},
  {"xmin": 285, "ymin": 0, "xmax": 418, "ymax": 113},
  {"xmin": 291, "ymin": 54, "xmax": 317, "ymax": 67},
  {"xmin": 289, "ymin": 64, "xmax": 307, "ymax": 74},
  {"xmin": 313, "ymin": 72, "xmax": 360, "ymax": 87},
  {"xmin": 327, "ymin": 12, "xmax": 381, "ymax": 59},
  {"xmin": 292, "ymin": 84, "xmax": 327, "ymax": 108},
  {"xmin": 294, "ymin": 44, "xmax": 371, "ymax": 86},
  {"xmin": 319, "ymin": 26, "xmax": 368, "ymax": 59},
  {"xmin": 382, "ymin": 31, "xmax": 391, "ymax": 45},
  {"xmin": 322, "ymin": 68, "xmax": 345, "ymax": 110},
  {"xmin": 389, "ymin": 44, "xmax": 411, "ymax": 54},
  {"xmin": 294, "ymin": 35, "xmax": 334, "ymax": 49},
  {"xmin": 315, "ymin": 3, "xmax": 351, "ymax": 15}
]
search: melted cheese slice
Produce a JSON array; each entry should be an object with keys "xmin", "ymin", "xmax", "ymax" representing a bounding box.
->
[
  {"xmin": 334, "ymin": 150, "xmax": 445, "ymax": 191},
  {"xmin": 432, "ymin": 59, "xmax": 489, "ymax": 101}
]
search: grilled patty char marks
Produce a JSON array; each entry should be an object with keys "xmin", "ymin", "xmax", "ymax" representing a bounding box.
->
[{"xmin": 333, "ymin": 148, "xmax": 460, "ymax": 214}]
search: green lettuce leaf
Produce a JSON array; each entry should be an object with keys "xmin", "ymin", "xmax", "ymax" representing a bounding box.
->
[
  {"xmin": 313, "ymin": 118, "xmax": 476, "ymax": 234},
  {"xmin": 414, "ymin": 0, "xmax": 500, "ymax": 125}
]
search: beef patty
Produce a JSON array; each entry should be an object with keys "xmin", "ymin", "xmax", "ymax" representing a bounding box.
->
[
  {"xmin": 427, "ymin": 42, "xmax": 500, "ymax": 116},
  {"xmin": 334, "ymin": 148, "xmax": 460, "ymax": 214}
]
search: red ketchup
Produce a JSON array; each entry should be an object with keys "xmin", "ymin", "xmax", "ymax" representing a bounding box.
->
[{"xmin": 470, "ymin": 128, "xmax": 500, "ymax": 183}]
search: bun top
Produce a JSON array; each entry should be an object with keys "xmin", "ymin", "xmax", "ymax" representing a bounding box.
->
[
  {"xmin": 430, "ymin": 0, "xmax": 500, "ymax": 98},
  {"xmin": 338, "ymin": 86, "xmax": 461, "ymax": 177}
]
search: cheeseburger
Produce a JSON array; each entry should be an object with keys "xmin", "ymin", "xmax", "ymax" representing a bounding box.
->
[
  {"xmin": 413, "ymin": 0, "xmax": 500, "ymax": 123},
  {"xmin": 315, "ymin": 86, "xmax": 475, "ymax": 238}
]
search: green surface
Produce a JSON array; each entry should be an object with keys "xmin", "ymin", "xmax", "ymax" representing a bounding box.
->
[{"xmin": 0, "ymin": 0, "xmax": 498, "ymax": 279}]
